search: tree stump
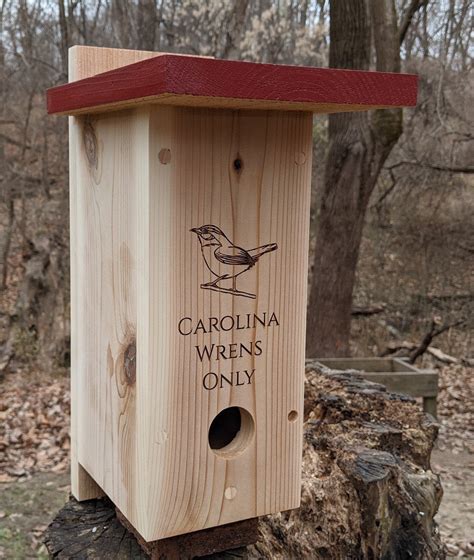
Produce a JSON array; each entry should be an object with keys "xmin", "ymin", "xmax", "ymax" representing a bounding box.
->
[
  {"xmin": 247, "ymin": 363, "xmax": 445, "ymax": 560},
  {"xmin": 43, "ymin": 497, "xmax": 257, "ymax": 559},
  {"xmin": 44, "ymin": 363, "xmax": 444, "ymax": 559}
]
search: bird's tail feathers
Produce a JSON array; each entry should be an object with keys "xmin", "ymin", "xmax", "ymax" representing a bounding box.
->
[{"xmin": 248, "ymin": 243, "xmax": 278, "ymax": 260}]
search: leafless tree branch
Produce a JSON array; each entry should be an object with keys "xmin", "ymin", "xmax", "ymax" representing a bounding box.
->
[{"xmin": 399, "ymin": 0, "xmax": 428, "ymax": 46}]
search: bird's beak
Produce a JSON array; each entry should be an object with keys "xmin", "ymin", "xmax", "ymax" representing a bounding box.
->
[{"xmin": 190, "ymin": 227, "xmax": 200, "ymax": 235}]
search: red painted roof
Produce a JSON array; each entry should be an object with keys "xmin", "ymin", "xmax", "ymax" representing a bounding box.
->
[{"xmin": 47, "ymin": 54, "xmax": 417, "ymax": 115}]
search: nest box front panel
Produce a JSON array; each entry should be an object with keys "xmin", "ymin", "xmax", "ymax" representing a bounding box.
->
[
  {"xmin": 70, "ymin": 104, "xmax": 312, "ymax": 542},
  {"xmin": 137, "ymin": 106, "xmax": 313, "ymax": 539}
]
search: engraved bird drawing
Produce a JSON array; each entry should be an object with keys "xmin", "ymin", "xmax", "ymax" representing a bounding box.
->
[{"xmin": 190, "ymin": 225, "xmax": 278, "ymax": 299}]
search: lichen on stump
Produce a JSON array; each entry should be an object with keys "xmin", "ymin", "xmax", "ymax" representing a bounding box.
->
[{"xmin": 44, "ymin": 363, "xmax": 444, "ymax": 559}]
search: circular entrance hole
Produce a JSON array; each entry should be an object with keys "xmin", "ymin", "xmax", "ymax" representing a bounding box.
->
[{"xmin": 208, "ymin": 406, "xmax": 254, "ymax": 459}]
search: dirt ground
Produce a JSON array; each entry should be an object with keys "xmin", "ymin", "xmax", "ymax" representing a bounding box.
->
[
  {"xmin": 0, "ymin": 472, "xmax": 69, "ymax": 559},
  {"xmin": 432, "ymin": 449, "xmax": 474, "ymax": 558}
]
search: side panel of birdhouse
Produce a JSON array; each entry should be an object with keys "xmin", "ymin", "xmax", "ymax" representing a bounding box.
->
[
  {"xmin": 138, "ymin": 106, "xmax": 313, "ymax": 540},
  {"xmin": 69, "ymin": 108, "xmax": 152, "ymax": 526},
  {"xmin": 69, "ymin": 46, "xmax": 166, "ymax": 524}
]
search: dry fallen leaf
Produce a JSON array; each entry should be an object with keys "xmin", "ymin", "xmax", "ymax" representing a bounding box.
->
[{"xmin": 0, "ymin": 377, "xmax": 70, "ymax": 481}]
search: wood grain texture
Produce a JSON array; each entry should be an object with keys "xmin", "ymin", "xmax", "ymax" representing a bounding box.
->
[
  {"xmin": 69, "ymin": 46, "xmax": 312, "ymax": 543},
  {"xmin": 116, "ymin": 505, "xmax": 258, "ymax": 559},
  {"xmin": 48, "ymin": 50, "xmax": 418, "ymax": 116},
  {"xmin": 69, "ymin": 46, "xmax": 162, "ymax": 507},
  {"xmin": 139, "ymin": 106, "xmax": 311, "ymax": 540},
  {"xmin": 70, "ymin": 107, "xmax": 149, "ymax": 522},
  {"xmin": 67, "ymin": 45, "xmax": 210, "ymax": 82},
  {"xmin": 358, "ymin": 372, "xmax": 438, "ymax": 398},
  {"xmin": 311, "ymin": 356, "xmax": 423, "ymax": 373},
  {"xmin": 67, "ymin": 45, "xmax": 165, "ymax": 82},
  {"xmin": 44, "ymin": 496, "xmax": 257, "ymax": 559},
  {"xmin": 313, "ymin": 358, "xmax": 438, "ymax": 398}
]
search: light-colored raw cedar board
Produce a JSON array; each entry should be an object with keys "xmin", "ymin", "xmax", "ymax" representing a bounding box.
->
[
  {"xmin": 68, "ymin": 46, "xmax": 312, "ymax": 542},
  {"xmin": 48, "ymin": 50, "xmax": 417, "ymax": 115}
]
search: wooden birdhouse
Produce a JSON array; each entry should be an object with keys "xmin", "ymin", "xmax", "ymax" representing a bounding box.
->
[{"xmin": 47, "ymin": 46, "xmax": 417, "ymax": 543}]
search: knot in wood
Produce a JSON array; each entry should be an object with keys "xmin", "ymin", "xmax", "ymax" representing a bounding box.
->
[
  {"xmin": 123, "ymin": 340, "xmax": 136, "ymax": 385},
  {"xmin": 233, "ymin": 155, "xmax": 243, "ymax": 174},
  {"xmin": 83, "ymin": 120, "xmax": 98, "ymax": 169}
]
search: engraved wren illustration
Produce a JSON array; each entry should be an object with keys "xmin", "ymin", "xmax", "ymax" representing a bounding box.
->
[{"xmin": 190, "ymin": 225, "xmax": 278, "ymax": 299}]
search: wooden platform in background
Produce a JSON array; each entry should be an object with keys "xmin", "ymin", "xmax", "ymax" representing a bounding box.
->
[{"xmin": 308, "ymin": 357, "xmax": 438, "ymax": 417}]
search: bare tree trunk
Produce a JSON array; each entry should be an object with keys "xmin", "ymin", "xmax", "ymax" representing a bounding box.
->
[
  {"xmin": 136, "ymin": 0, "xmax": 157, "ymax": 51},
  {"xmin": 306, "ymin": 0, "xmax": 420, "ymax": 358},
  {"xmin": 307, "ymin": 0, "xmax": 373, "ymax": 358},
  {"xmin": 0, "ymin": 199, "xmax": 14, "ymax": 291},
  {"xmin": 57, "ymin": 0, "xmax": 69, "ymax": 78},
  {"xmin": 112, "ymin": 0, "xmax": 133, "ymax": 49},
  {"xmin": 221, "ymin": 0, "xmax": 249, "ymax": 59},
  {"xmin": 0, "ymin": 6, "xmax": 10, "ymax": 291},
  {"xmin": 0, "ymin": 1, "xmax": 72, "ymax": 373}
]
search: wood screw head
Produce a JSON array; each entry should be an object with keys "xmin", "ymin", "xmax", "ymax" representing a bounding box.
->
[
  {"xmin": 295, "ymin": 151, "xmax": 306, "ymax": 165},
  {"xmin": 288, "ymin": 410, "xmax": 298, "ymax": 422}
]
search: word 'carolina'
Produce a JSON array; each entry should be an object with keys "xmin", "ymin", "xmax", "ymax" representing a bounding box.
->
[{"xmin": 178, "ymin": 312, "xmax": 280, "ymax": 336}]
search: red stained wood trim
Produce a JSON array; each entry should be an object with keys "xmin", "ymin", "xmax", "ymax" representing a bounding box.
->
[{"xmin": 47, "ymin": 54, "xmax": 417, "ymax": 115}]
